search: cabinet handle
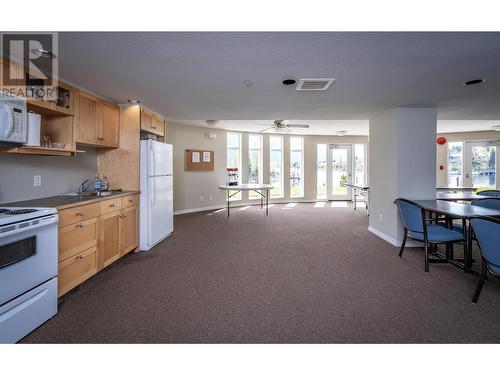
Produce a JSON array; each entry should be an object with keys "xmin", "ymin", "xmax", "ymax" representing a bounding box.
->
[
  {"xmin": 76, "ymin": 255, "xmax": 84, "ymax": 260},
  {"xmin": 109, "ymin": 204, "xmax": 115, "ymax": 208},
  {"xmin": 120, "ymin": 214, "xmax": 126, "ymax": 218},
  {"xmin": 152, "ymin": 126, "xmax": 157, "ymax": 129},
  {"xmin": 96, "ymin": 137, "xmax": 104, "ymax": 141},
  {"xmin": 77, "ymin": 223, "xmax": 84, "ymax": 228},
  {"xmin": 77, "ymin": 211, "xmax": 84, "ymax": 216}
]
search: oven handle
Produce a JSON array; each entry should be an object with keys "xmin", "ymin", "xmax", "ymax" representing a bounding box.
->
[{"xmin": 0, "ymin": 215, "xmax": 58, "ymax": 240}]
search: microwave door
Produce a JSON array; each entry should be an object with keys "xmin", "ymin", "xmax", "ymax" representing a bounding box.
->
[{"xmin": 0, "ymin": 102, "xmax": 14, "ymax": 142}]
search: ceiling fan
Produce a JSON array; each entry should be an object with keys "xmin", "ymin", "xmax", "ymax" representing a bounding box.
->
[{"xmin": 258, "ymin": 120, "xmax": 310, "ymax": 133}]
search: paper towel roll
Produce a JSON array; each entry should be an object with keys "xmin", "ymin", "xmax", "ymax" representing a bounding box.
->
[{"xmin": 25, "ymin": 112, "xmax": 41, "ymax": 147}]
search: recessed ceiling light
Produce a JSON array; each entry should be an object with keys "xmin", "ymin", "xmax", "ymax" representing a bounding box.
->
[
  {"xmin": 282, "ymin": 79, "xmax": 296, "ymax": 86},
  {"xmin": 336, "ymin": 130, "xmax": 348, "ymax": 136},
  {"xmin": 127, "ymin": 99, "xmax": 141, "ymax": 104},
  {"xmin": 30, "ymin": 48, "xmax": 56, "ymax": 59},
  {"xmin": 243, "ymin": 80, "xmax": 253, "ymax": 87},
  {"xmin": 463, "ymin": 79, "xmax": 485, "ymax": 86}
]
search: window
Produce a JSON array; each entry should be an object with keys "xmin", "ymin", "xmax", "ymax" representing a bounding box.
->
[
  {"xmin": 290, "ymin": 137, "xmax": 304, "ymax": 197},
  {"xmin": 248, "ymin": 134, "xmax": 262, "ymax": 199},
  {"xmin": 317, "ymin": 144, "xmax": 327, "ymax": 199},
  {"xmin": 471, "ymin": 145, "xmax": 496, "ymax": 189},
  {"xmin": 354, "ymin": 144, "xmax": 366, "ymax": 186},
  {"xmin": 270, "ymin": 136, "xmax": 283, "ymax": 197},
  {"xmin": 448, "ymin": 142, "xmax": 463, "ymax": 187},
  {"xmin": 227, "ymin": 133, "xmax": 241, "ymax": 200}
]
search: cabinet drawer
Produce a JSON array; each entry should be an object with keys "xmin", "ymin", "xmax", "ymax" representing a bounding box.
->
[
  {"xmin": 122, "ymin": 194, "xmax": 139, "ymax": 208},
  {"xmin": 59, "ymin": 217, "xmax": 98, "ymax": 262},
  {"xmin": 58, "ymin": 246, "xmax": 97, "ymax": 297},
  {"xmin": 58, "ymin": 202, "xmax": 100, "ymax": 227},
  {"xmin": 100, "ymin": 198, "xmax": 122, "ymax": 215}
]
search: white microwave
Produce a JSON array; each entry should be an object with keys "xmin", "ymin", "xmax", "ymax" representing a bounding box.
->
[{"xmin": 0, "ymin": 93, "xmax": 27, "ymax": 144}]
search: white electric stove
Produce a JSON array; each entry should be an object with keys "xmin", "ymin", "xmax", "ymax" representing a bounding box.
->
[{"xmin": 0, "ymin": 207, "xmax": 58, "ymax": 343}]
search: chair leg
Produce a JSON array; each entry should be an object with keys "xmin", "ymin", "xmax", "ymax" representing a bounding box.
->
[
  {"xmin": 424, "ymin": 237, "xmax": 430, "ymax": 273},
  {"xmin": 399, "ymin": 228, "xmax": 407, "ymax": 257},
  {"xmin": 472, "ymin": 258, "xmax": 488, "ymax": 304}
]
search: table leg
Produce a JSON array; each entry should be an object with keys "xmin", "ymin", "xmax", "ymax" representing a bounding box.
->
[
  {"xmin": 353, "ymin": 188, "xmax": 357, "ymax": 210},
  {"xmin": 227, "ymin": 190, "xmax": 230, "ymax": 218},
  {"xmin": 266, "ymin": 189, "xmax": 269, "ymax": 216},
  {"xmin": 260, "ymin": 196, "xmax": 263, "ymax": 209},
  {"xmin": 463, "ymin": 217, "xmax": 469, "ymax": 272}
]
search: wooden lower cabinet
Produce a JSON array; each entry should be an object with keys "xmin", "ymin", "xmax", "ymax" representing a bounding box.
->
[
  {"xmin": 120, "ymin": 205, "xmax": 138, "ymax": 255},
  {"xmin": 58, "ymin": 246, "xmax": 98, "ymax": 297},
  {"xmin": 99, "ymin": 210, "xmax": 122, "ymax": 269},
  {"xmin": 57, "ymin": 193, "xmax": 140, "ymax": 297}
]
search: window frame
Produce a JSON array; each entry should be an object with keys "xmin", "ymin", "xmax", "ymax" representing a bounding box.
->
[
  {"xmin": 269, "ymin": 135, "xmax": 284, "ymax": 198},
  {"xmin": 226, "ymin": 132, "xmax": 242, "ymax": 200},
  {"xmin": 248, "ymin": 134, "xmax": 263, "ymax": 199},
  {"xmin": 290, "ymin": 136, "xmax": 304, "ymax": 198}
]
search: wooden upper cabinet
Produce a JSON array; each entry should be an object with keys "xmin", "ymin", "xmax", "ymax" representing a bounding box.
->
[
  {"xmin": 98, "ymin": 101, "xmax": 119, "ymax": 147},
  {"xmin": 140, "ymin": 108, "xmax": 153, "ymax": 132},
  {"xmin": 76, "ymin": 90, "xmax": 119, "ymax": 148},
  {"xmin": 140, "ymin": 108, "xmax": 165, "ymax": 136},
  {"xmin": 76, "ymin": 91, "xmax": 98, "ymax": 145}
]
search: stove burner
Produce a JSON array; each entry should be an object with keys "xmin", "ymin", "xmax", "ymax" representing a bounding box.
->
[
  {"xmin": 5, "ymin": 209, "xmax": 38, "ymax": 215},
  {"xmin": 0, "ymin": 209, "xmax": 9, "ymax": 214}
]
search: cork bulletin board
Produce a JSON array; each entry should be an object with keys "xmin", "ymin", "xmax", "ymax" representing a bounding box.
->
[{"xmin": 184, "ymin": 149, "xmax": 215, "ymax": 172}]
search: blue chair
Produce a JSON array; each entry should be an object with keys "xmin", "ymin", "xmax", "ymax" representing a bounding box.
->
[
  {"xmin": 477, "ymin": 190, "xmax": 500, "ymax": 198},
  {"xmin": 469, "ymin": 216, "xmax": 500, "ymax": 303},
  {"xmin": 396, "ymin": 198, "xmax": 465, "ymax": 272},
  {"xmin": 472, "ymin": 197, "xmax": 500, "ymax": 210}
]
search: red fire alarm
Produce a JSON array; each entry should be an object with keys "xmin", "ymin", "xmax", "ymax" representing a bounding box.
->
[{"xmin": 437, "ymin": 136, "xmax": 447, "ymax": 145}]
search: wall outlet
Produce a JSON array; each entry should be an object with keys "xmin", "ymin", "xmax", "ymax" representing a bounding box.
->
[
  {"xmin": 33, "ymin": 175, "xmax": 42, "ymax": 187},
  {"xmin": 199, "ymin": 195, "xmax": 204, "ymax": 202},
  {"xmin": 378, "ymin": 214, "xmax": 383, "ymax": 223},
  {"xmin": 209, "ymin": 194, "xmax": 213, "ymax": 201}
]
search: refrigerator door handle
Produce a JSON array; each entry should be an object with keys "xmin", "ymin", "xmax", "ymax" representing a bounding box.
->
[
  {"xmin": 149, "ymin": 144, "xmax": 157, "ymax": 177},
  {"xmin": 151, "ymin": 178, "xmax": 155, "ymax": 205}
]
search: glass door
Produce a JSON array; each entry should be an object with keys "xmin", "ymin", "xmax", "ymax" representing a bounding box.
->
[
  {"xmin": 463, "ymin": 142, "xmax": 497, "ymax": 189},
  {"xmin": 327, "ymin": 144, "xmax": 352, "ymax": 200}
]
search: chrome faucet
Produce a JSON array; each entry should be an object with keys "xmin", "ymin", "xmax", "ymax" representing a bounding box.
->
[{"xmin": 78, "ymin": 179, "xmax": 91, "ymax": 194}]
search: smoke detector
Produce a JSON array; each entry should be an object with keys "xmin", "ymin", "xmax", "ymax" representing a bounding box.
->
[
  {"xmin": 336, "ymin": 130, "xmax": 348, "ymax": 136},
  {"xmin": 296, "ymin": 78, "xmax": 335, "ymax": 91}
]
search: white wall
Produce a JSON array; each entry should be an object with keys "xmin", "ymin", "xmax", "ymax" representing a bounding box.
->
[
  {"xmin": 166, "ymin": 122, "xmax": 368, "ymax": 213},
  {"xmin": 368, "ymin": 108, "xmax": 437, "ymax": 246}
]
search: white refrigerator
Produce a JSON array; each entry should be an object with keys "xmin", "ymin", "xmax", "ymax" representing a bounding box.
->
[{"xmin": 139, "ymin": 140, "xmax": 173, "ymax": 251}]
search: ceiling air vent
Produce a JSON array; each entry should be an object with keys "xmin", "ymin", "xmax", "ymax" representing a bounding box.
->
[{"xmin": 296, "ymin": 78, "xmax": 335, "ymax": 91}]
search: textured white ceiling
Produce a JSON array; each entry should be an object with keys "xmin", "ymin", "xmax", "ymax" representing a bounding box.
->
[{"xmin": 57, "ymin": 32, "xmax": 500, "ymax": 133}]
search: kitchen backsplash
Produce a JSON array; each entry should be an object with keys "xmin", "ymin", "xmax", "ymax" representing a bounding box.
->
[{"xmin": 0, "ymin": 147, "xmax": 97, "ymax": 204}]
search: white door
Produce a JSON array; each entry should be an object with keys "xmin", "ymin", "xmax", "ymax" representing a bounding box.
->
[
  {"xmin": 327, "ymin": 144, "xmax": 353, "ymax": 200},
  {"xmin": 149, "ymin": 141, "xmax": 173, "ymax": 176},
  {"xmin": 463, "ymin": 142, "xmax": 497, "ymax": 189},
  {"xmin": 147, "ymin": 175, "xmax": 173, "ymax": 248}
]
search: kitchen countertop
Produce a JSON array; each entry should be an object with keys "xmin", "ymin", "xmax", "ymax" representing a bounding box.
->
[{"xmin": 2, "ymin": 191, "xmax": 140, "ymax": 210}]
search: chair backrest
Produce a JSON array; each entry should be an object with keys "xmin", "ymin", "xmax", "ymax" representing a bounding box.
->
[
  {"xmin": 470, "ymin": 217, "xmax": 500, "ymax": 275},
  {"xmin": 472, "ymin": 198, "xmax": 500, "ymax": 210},
  {"xmin": 477, "ymin": 190, "xmax": 500, "ymax": 198},
  {"xmin": 395, "ymin": 199, "xmax": 424, "ymax": 233}
]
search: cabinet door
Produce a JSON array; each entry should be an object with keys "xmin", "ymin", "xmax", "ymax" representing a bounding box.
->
[
  {"xmin": 120, "ymin": 206, "xmax": 138, "ymax": 255},
  {"xmin": 99, "ymin": 210, "xmax": 121, "ymax": 269},
  {"xmin": 58, "ymin": 246, "xmax": 97, "ymax": 297},
  {"xmin": 152, "ymin": 116, "xmax": 165, "ymax": 136},
  {"xmin": 76, "ymin": 91, "xmax": 98, "ymax": 145},
  {"xmin": 98, "ymin": 101, "xmax": 119, "ymax": 147},
  {"xmin": 140, "ymin": 109, "xmax": 153, "ymax": 132}
]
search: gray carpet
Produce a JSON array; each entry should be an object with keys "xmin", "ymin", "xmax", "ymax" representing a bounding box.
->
[{"xmin": 22, "ymin": 203, "xmax": 500, "ymax": 343}]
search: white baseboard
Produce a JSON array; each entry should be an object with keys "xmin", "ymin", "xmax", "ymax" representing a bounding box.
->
[{"xmin": 368, "ymin": 226, "xmax": 420, "ymax": 248}]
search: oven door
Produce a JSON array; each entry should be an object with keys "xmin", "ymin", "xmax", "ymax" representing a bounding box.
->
[{"xmin": 0, "ymin": 215, "xmax": 58, "ymax": 305}]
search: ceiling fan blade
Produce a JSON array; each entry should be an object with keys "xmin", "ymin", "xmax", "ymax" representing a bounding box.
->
[
  {"xmin": 258, "ymin": 126, "xmax": 276, "ymax": 133},
  {"xmin": 286, "ymin": 124, "xmax": 310, "ymax": 128}
]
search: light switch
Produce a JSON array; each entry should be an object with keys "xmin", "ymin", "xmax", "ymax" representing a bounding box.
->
[{"xmin": 33, "ymin": 175, "xmax": 42, "ymax": 187}]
